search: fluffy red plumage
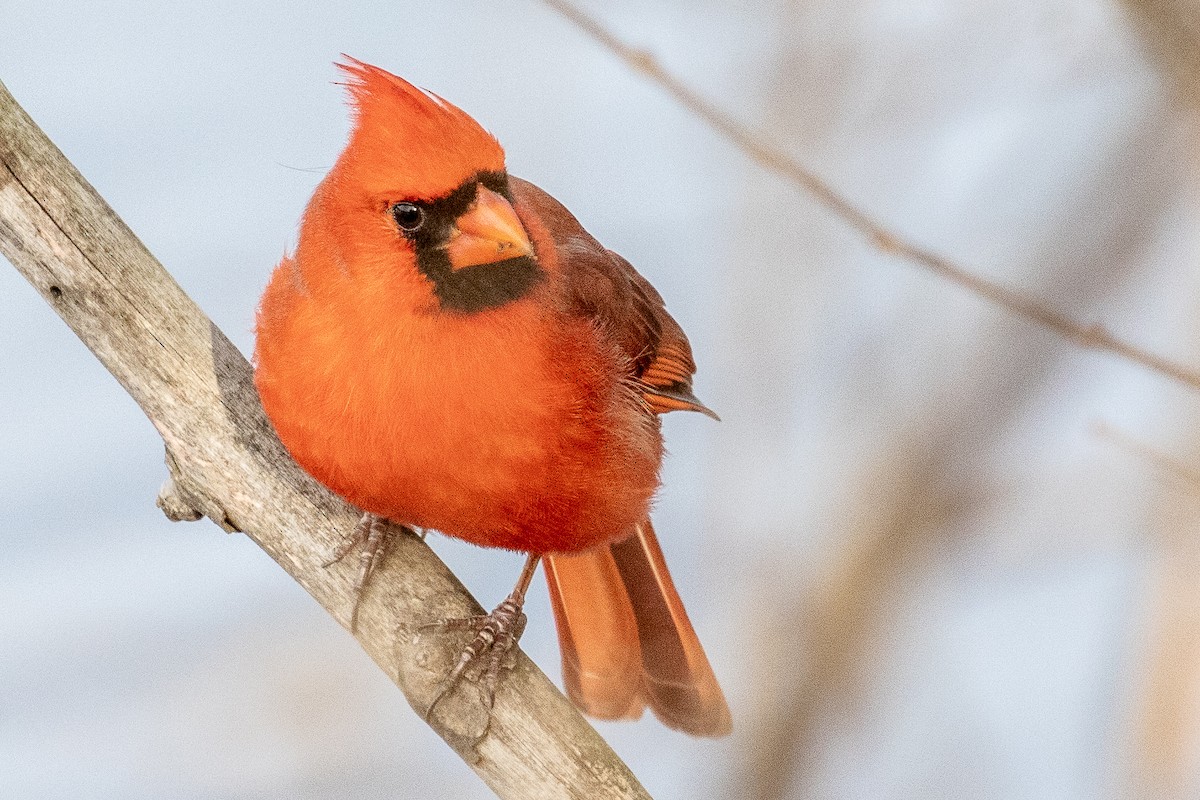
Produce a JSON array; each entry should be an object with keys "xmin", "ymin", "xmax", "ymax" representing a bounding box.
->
[{"xmin": 254, "ymin": 58, "xmax": 730, "ymax": 735}]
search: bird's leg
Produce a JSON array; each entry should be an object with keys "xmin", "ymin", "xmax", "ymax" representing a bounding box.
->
[
  {"xmin": 425, "ymin": 553, "xmax": 542, "ymax": 717},
  {"xmin": 322, "ymin": 512, "xmax": 396, "ymax": 630}
]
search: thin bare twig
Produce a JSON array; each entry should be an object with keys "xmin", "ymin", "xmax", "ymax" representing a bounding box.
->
[
  {"xmin": 0, "ymin": 77, "xmax": 650, "ymax": 800},
  {"xmin": 541, "ymin": 0, "xmax": 1200, "ymax": 393}
]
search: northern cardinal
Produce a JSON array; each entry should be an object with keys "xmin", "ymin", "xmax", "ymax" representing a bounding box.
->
[{"xmin": 254, "ymin": 58, "xmax": 731, "ymax": 736}]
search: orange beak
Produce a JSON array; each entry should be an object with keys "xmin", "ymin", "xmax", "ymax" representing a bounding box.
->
[{"xmin": 444, "ymin": 186, "xmax": 534, "ymax": 270}]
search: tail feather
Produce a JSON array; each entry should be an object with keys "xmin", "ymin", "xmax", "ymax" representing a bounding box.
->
[
  {"xmin": 545, "ymin": 520, "xmax": 732, "ymax": 736},
  {"xmin": 544, "ymin": 545, "xmax": 644, "ymax": 720}
]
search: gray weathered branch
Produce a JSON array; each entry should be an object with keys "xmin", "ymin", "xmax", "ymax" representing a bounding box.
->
[{"xmin": 0, "ymin": 77, "xmax": 650, "ymax": 800}]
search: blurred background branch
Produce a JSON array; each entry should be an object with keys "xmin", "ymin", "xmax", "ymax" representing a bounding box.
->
[
  {"xmin": 1120, "ymin": 0, "xmax": 1200, "ymax": 107},
  {"xmin": 543, "ymin": 6, "xmax": 1200, "ymax": 796},
  {"xmin": 1111, "ymin": 3, "xmax": 1200, "ymax": 796},
  {"xmin": 543, "ymin": 0, "xmax": 1200, "ymax": 393}
]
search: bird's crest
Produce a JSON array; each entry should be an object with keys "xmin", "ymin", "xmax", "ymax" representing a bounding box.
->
[{"xmin": 333, "ymin": 57, "xmax": 505, "ymax": 201}]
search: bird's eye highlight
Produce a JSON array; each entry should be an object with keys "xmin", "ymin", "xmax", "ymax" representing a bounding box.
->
[{"xmin": 391, "ymin": 202, "xmax": 425, "ymax": 233}]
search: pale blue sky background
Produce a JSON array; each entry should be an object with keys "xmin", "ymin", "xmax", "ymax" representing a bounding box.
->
[{"xmin": 2, "ymin": 1, "xmax": 1199, "ymax": 799}]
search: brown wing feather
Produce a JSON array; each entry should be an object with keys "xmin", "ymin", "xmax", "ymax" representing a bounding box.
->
[
  {"xmin": 513, "ymin": 177, "xmax": 730, "ymax": 734},
  {"xmin": 510, "ymin": 177, "xmax": 716, "ymax": 418}
]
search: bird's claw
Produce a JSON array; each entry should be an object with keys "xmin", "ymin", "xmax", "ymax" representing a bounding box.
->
[
  {"xmin": 423, "ymin": 592, "xmax": 528, "ymax": 719},
  {"xmin": 321, "ymin": 512, "xmax": 396, "ymax": 631}
]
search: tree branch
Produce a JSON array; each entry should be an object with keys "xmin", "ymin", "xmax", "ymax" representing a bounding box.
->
[
  {"xmin": 0, "ymin": 77, "xmax": 650, "ymax": 800},
  {"xmin": 542, "ymin": 0, "xmax": 1200, "ymax": 393}
]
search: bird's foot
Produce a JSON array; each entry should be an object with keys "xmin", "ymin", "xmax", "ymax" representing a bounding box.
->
[
  {"xmin": 322, "ymin": 512, "xmax": 404, "ymax": 630},
  {"xmin": 423, "ymin": 590, "xmax": 529, "ymax": 719}
]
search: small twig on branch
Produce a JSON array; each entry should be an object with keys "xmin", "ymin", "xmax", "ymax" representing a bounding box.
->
[
  {"xmin": 0, "ymin": 78, "xmax": 650, "ymax": 800},
  {"xmin": 541, "ymin": 0, "xmax": 1200, "ymax": 393}
]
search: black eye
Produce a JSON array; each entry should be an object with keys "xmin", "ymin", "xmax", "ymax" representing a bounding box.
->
[{"xmin": 391, "ymin": 202, "xmax": 425, "ymax": 233}]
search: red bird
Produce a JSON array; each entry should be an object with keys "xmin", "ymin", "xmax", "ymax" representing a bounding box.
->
[{"xmin": 254, "ymin": 58, "xmax": 731, "ymax": 736}]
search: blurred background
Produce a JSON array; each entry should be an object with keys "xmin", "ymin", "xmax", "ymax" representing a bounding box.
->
[{"xmin": 2, "ymin": 1, "xmax": 1199, "ymax": 797}]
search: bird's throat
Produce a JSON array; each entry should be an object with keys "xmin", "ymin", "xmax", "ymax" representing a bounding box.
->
[{"xmin": 415, "ymin": 248, "xmax": 544, "ymax": 313}]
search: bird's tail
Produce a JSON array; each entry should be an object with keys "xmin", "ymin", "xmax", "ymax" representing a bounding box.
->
[{"xmin": 543, "ymin": 520, "xmax": 732, "ymax": 736}]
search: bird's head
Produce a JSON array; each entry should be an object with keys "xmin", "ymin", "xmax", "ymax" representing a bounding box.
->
[{"xmin": 302, "ymin": 58, "xmax": 542, "ymax": 313}]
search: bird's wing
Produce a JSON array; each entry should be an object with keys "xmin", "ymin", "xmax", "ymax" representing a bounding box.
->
[
  {"xmin": 513, "ymin": 177, "xmax": 731, "ymax": 735},
  {"xmin": 510, "ymin": 177, "xmax": 716, "ymax": 418}
]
